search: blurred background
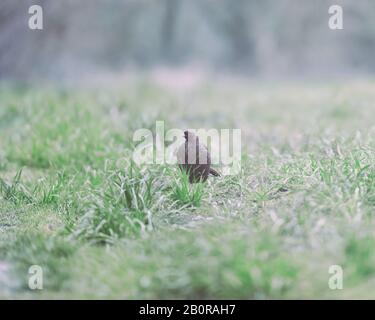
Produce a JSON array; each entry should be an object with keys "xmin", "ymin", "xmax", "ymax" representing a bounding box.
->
[{"xmin": 1, "ymin": 0, "xmax": 375, "ymax": 81}]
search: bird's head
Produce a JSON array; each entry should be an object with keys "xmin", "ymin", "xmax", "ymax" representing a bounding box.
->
[{"xmin": 184, "ymin": 130, "xmax": 196, "ymax": 141}]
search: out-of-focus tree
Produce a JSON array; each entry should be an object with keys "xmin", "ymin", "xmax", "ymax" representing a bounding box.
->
[
  {"xmin": 160, "ymin": 0, "xmax": 180, "ymax": 63},
  {"xmin": 0, "ymin": 0, "xmax": 75, "ymax": 80},
  {"xmin": 1, "ymin": 0, "xmax": 375, "ymax": 79}
]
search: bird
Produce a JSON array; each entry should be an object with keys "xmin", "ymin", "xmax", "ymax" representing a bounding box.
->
[{"xmin": 177, "ymin": 130, "xmax": 220, "ymax": 183}]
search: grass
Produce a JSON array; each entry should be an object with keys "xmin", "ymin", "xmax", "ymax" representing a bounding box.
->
[
  {"xmin": 0, "ymin": 169, "xmax": 34, "ymax": 205},
  {"xmin": 1, "ymin": 79, "xmax": 375, "ymax": 299},
  {"xmin": 171, "ymin": 170, "xmax": 204, "ymax": 207},
  {"xmin": 71, "ymin": 161, "xmax": 156, "ymax": 244}
]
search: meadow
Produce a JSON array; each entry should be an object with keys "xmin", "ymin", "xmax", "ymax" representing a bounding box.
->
[{"xmin": 1, "ymin": 78, "xmax": 375, "ymax": 299}]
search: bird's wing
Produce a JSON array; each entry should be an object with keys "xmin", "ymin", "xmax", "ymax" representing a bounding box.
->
[
  {"xmin": 209, "ymin": 167, "xmax": 220, "ymax": 176},
  {"xmin": 198, "ymin": 141, "xmax": 210, "ymax": 165}
]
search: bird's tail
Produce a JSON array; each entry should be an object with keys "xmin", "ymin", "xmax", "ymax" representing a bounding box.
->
[{"xmin": 209, "ymin": 168, "xmax": 221, "ymax": 177}]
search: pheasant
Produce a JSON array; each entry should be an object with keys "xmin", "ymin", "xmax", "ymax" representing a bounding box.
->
[{"xmin": 177, "ymin": 130, "xmax": 220, "ymax": 183}]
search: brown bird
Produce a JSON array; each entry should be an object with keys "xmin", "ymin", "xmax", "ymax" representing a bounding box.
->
[{"xmin": 177, "ymin": 130, "xmax": 220, "ymax": 183}]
